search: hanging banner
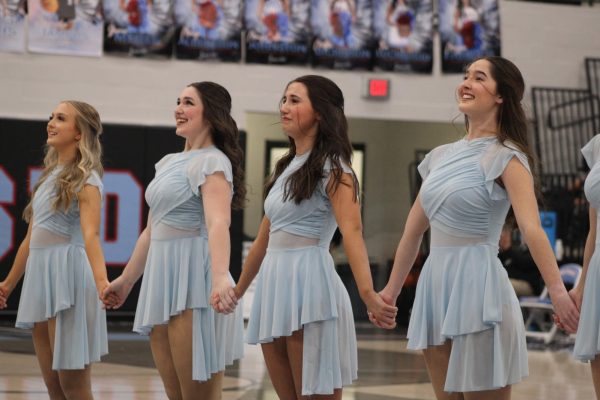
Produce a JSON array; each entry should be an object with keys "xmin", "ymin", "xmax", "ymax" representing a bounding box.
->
[
  {"xmin": 0, "ymin": 0, "xmax": 26, "ymax": 53},
  {"xmin": 174, "ymin": 0, "xmax": 242, "ymax": 61},
  {"xmin": 439, "ymin": 0, "xmax": 500, "ymax": 73},
  {"xmin": 311, "ymin": 0, "xmax": 373, "ymax": 70},
  {"xmin": 104, "ymin": 0, "xmax": 175, "ymax": 57},
  {"xmin": 244, "ymin": 0, "xmax": 311, "ymax": 65},
  {"xmin": 27, "ymin": 0, "xmax": 103, "ymax": 56},
  {"xmin": 373, "ymin": 0, "xmax": 433, "ymax": 73}
]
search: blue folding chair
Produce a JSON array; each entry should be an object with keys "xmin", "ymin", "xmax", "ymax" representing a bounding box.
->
[{"xmin": 519, "ymin": 263, "xmax": 582, "ymax": 344}]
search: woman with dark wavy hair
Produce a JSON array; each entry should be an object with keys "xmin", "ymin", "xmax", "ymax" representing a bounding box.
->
[
  {"xmin": 102, "ymin": 82, "xmax": 245, "ymax": 399},
  {"xmin": 221, "ymin": 75, "xmax": 397, "ymax": 399},
  {"xmin": 377, "ymin": 56, "xmax": 580, "ymax": 399}
]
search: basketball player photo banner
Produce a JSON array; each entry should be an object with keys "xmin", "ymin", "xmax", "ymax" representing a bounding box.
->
[
  {"xmin": 174, "ymin": 0, "xmax": 242, "ymax": 61},
  {"xmin": 373, "ymin": 0, "xmax": 433, "ymax": 73},
  {"xmin": 103, "ymin": 0, "xmax": 175, "ymax": 57},
  {"xmin": 439, "ymin": 0, "xmax": 500, "ymax": 73},
  {"xmin": 0, "ymin": 0, "xmax": 26, "ymax": 53},
  {"xmin": 27, "ymin": 0, "xmax": 103, "ymax": 56},
  {"xmin": 245, "ymin": 0, "xmax": 311, "ymax": 65},
  {"xmin": 311, "ymin": 0, "xmax": 373, "ymax": 70}
]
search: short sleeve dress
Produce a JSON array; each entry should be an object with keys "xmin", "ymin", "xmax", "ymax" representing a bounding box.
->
[
  {"xmin": 132, "ymin": 146, "xmax": 244, "ymax": 381},
  {"xmin": 408, "ymin": 137, "xmax": 530, "ymax": 392},
  {"xmin": 246, "ymin": 153, "xmax": 358, "ymax": 396},
  {"xmin": 573, "ymin": 135, "xmax": 600, "ymax": 362},
  {"xmin": 16, "ymin": 168, "xmax": 108, "ymax": 370}
]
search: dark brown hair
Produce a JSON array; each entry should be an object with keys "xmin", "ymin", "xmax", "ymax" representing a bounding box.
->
[
  {"xmin": 188, "ymin": 82, "xmax": 246, "ymax": 210},
  {"xmin": 264, "ymin": 75, "xmax": 358, "ymax": 203},
  {"xmin": 466, "ymin": 56, "xmax": 538, "ymax": 176}
]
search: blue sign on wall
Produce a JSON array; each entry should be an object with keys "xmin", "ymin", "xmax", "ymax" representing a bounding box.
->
[{"xmin": 540, "ymin": 210, "xmax": 557, "ymax": 251}]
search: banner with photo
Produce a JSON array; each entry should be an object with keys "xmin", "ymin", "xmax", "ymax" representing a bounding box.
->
[
  {"xmin": 439, "ymin": 0, "xmax": 500, "ymax": 73},
  {"xmin": 104, "ymin": 0, "xmax": 175, "ymax": 57},
  {"xmin": 174, "ymin": 0, "xmax": 242, "ymax": 61},
  {"xmin": 27, "ymin": 0, "xmax": 103, "ymax": 56},
  {"xmin": 311, "ymin": 0, "xmax": 373, "ymax": 70},
  {"xmin": 373, "ymin": 0, "xmax": 433, "ymax": 73},
  {"xmin": 0, "ymin": 0, "xmax": 26, "ymax": 53},
  {"xmin": 244, "ymin": 0, "xmax": 311, "ymax": 65}
]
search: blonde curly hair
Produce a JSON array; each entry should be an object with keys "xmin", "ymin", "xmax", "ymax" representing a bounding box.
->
[{"xmin": 23, "ymin": 100, "xmax": 103, "ymax": 222}]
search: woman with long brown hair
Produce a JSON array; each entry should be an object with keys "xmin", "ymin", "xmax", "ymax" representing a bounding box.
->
[
  {"xmin": 101, "ymin": 81, "xmax": 245, "ymax": 400},
  {"xmin": 217, "ymin": 75, "xmax": 397, "ymax": 399},
  {"xmin": 0, "ymin": 101, "xmax": 109, "ymax": 399},
  {"xmin": 376, "ymin": 56, "xmax": 580, "ymax": 399}
]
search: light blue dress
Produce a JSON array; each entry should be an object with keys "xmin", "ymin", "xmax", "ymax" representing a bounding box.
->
[
  {"xmin": 132, "ymin": 146, "xmax": 244, "ymax": 382},
  {"xmin": 246, "ymin": 152, "xmax": 358, "ymax": 396},
  {"xmin": 573, "ymin": 135, "xmax": 600, "ymax": 361},
  {"xmin": 408, "ymin": 137, "xmax": 529, "ymax": 392},
  {"xmin": 16, "ymin": 168, "xmax": 108, "ymax": 370}
]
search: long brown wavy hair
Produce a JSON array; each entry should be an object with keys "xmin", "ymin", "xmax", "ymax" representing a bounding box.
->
[
  {"xmin": 264, "ymin": 75, "xmax": 359, "ymax": 203},
  {"xmin": 23, "ymin": 101, "xmax": 103, "ymax": 222},
  {"xmin": 188, "ymin": 82, "xmax": 246, "ymax": 210},
  {"xmin": 466, "ymin": 57, "xmax": 539, "ymax": 184}
]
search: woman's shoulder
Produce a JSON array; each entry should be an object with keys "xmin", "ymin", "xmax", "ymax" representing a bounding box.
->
[
  {"xmin": 187, "ymin": 146, "xmax": 232, "ymax": 169},
  {"xmin": 582, "ymin": 134, "xmax": 600, "ymax": 168},
  {"xmin": 431, "ymin": 141, "xmax": 455, "ymax": 154},
  {"xmin": 323, "ymin": 156, "xmax": 353, "ymax": 174},
  {"xmin": 482, "ymin": 139, "xmax": 531, "ymax": 176},
  {"xmin": 83, "ymin": 169, "xmax": 103, "ymax": 190},
  {"xmin": 488, "ymin": 139, "xmax": 529, "ymax": 164}
]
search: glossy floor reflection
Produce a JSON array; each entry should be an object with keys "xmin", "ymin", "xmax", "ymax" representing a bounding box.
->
[{"xmin": 0, "ymin": 322, "xmax": 594, "ymax": 399}]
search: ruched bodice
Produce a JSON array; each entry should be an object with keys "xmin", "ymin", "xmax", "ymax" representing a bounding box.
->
[
  {"xmin": 419, "ymin": 137, "xmax": 530, "ymax": 246},
  {"xmin": 264, "ymin": 153, "xmax": 351, "ymax": 246},
  {"xmin": 145, "ymin": 146, "xmax": 232, "ymax": 235},
  {"xmin": 31, "ymin": 168, "xmax": 103, "ymax": 246}
]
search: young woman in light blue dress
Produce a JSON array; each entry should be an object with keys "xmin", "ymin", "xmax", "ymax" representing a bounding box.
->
[
  {"xmin": 571, "ymin": 135, "xmax": 600, "ymax": 398},
  {"xmin": 222, "ymin": 75, "xmax": 397, "ymax": 399},
  {"xmin": 0, "ymin": 101, "xmax": 109, "ymax": 399},
  {"xmin": 102, "ymin": 82, "xmax": 245, "ymax": 400},
  {"xmin": 376, "ymin": 57, "xmax": 580, "ymax": 400}
]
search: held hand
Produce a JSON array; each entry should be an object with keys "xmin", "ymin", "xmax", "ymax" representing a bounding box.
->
[
  {"xmin": 368, "ymin": 285, "xmax": 400, "ymax": 329},
  {"xmin": 101, "ymin": 276, "xmax": 133, "ymax": 310},
  {"xmin": 96, "ymin": 279, "xmax": 118, "ymax": 309},
  {"xmin": 364, "ymin": 290, "xmax": 397, "ymax": 329},
  {"xmin": 379, "ymin": 285, "xmax": 400, "ymax": 308},
  {"xmin": 210, "ymin": 274, "xmax": 238, "ymax": 314},
  {"xmin": 568, "ymin": 285, "xmax": 583, "ymax": 311},
  {"xmin": 0, "ymin": 281, "xmax": 12, "ymax": 309},
  {"xmin": 232, "ymin": 284, "xmax": 245, "ymax": 301},
  {"xmin": 96, "ymin": 279, "xmax": 110, "ymax": 298},
  {"xmin": 549, "ymin": 288, "xmax": 580, "ymax": 334},
  {"xmin": 555, "ymin": 286, "xmax": 584, "ymax": 332}
]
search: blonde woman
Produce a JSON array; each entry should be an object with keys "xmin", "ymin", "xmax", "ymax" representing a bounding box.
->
[{"xmin": 0, "ymin": 101, "xmax": 109, "ymax": 400}]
